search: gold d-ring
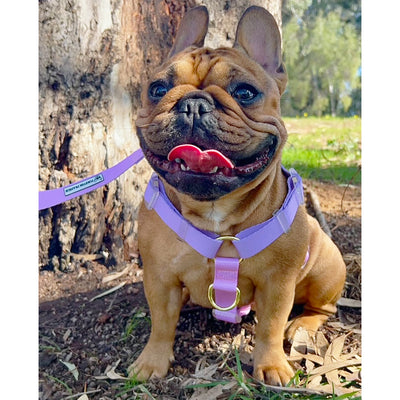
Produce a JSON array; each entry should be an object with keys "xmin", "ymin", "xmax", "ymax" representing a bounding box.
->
[
  {"xmin": 215, "ymin": 236, "xmax": 243, "ymax": 263},
  {"xmin": 208, "ymin": 284, "xmax": 241, "ymax": 312},
  {"xmin": 216, "ymin": 235, "xmax": 240, "ymax": 242}
]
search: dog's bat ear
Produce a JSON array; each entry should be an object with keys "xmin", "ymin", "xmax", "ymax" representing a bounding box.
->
[
  {"xmin": 168, "ymin": 6, "xmax": 209, "ymax": 58},
  {"xmin": 233, "ymin": 6, "xmax": 287, "ymax": 94}
]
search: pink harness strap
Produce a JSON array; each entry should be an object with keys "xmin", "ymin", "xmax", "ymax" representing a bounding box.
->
[
  {"xmin": 209, "ymin": 250, "xmax": 309, "ymax": 323},
  {"xmin": 208, "ymin": 257, "xmax": 251, "ymax": 323}
]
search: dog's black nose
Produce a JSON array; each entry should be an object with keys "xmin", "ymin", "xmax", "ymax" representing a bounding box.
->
[{"xmin": 177, "ymin": 93, "xmax": 214, "ymax": 119}]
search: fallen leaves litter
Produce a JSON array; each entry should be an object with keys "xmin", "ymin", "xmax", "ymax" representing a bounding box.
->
[{"xmin": 288, "ymin": 328, "xmax": 361, "ymax": 395}]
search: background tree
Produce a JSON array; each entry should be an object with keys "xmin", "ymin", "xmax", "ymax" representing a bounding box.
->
[
  {"xmin": 39, "ymin": 0, "xmax": 282, "ymax": 270},
  {"xmin": 281, "ymin": 0, "xmax": 361, "ymax": 117}
]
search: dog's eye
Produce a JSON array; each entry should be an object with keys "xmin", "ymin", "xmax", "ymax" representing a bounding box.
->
[
  {"xmin": 231, "ymin": 84, "xmax": 260, "ymax": 105},
  {"xmin": 149, "ymin": 81, "xmax": 169, "ymax": 100}
]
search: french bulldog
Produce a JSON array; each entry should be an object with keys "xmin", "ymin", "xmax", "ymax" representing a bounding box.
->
[{"xmin": 129, "ymin": 6, "xmax": 346, "ymax": 386}]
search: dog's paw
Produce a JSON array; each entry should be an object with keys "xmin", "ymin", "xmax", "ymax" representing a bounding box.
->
[
  {"xmin": 128, "ymin": 345, "xmax": 174, "ymax": 381},
  {"xmin": 253, "ymin": 359, "xmax": 294, "ymax": 386},
  {"xmin": 285, "ymin": 314, "xmax": 325, "ymax": 342}
]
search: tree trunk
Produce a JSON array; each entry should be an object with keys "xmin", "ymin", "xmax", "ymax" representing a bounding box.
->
[{"xmin": 39, "ymin": 0, "xmax": 282, "ymax": 270}]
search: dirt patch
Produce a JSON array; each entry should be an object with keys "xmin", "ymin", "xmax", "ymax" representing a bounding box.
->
[{"xmin": 39, "ymin": 180, "xmax": 361, "ymax": 399}]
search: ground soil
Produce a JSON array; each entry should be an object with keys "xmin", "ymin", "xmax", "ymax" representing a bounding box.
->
[{"xmin": 39, "ymin": 180, "xmax": 361, "ymax": 400}]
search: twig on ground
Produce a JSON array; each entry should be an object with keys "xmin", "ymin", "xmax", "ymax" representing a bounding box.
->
[
  {"xmin": 340, "ymin": 165, "xmax": 361, "ymax": 215},
  {"xmin": 337, "ymin": 297, "xmax": 361, "ymax": 308},
  {"xmin": 307, "ymin": 187, "xmax": 332, "ymax": 237},
  {"xmin": 250, "ymin": 375, "xmax": 326, "ymax": 396}
]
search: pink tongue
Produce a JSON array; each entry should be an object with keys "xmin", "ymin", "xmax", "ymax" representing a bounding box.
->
[{"xmin": 167, "ymin": 144, "xmax": 234, "ymax": 173}]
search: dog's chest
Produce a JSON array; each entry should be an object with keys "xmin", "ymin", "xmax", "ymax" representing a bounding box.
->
[
  {"xmin": 173, "ymin": 253, "xmax": 213, "ymax": 306},
  {"xmin": 183, "ymin": 202, "xmax": 232, "ymax": 233}
]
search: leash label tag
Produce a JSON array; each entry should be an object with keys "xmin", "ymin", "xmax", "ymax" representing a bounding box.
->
[{"xmin": 64, "ymin": 174, "xmax": 104, "ymax": 197}]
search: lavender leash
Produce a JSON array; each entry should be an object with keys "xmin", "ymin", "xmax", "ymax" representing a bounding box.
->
[{"xmin": 39, "ymin": 149, "xmax": 145, "ymax": 210}]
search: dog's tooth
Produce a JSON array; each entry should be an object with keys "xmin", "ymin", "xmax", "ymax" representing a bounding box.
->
[
  {"xmin": 180, "ymin": 163, "xmax": 190, "ymax": 171},
  {"xmin": 210, "ymin": 166, "xmax": 218, "ymax": 173}
]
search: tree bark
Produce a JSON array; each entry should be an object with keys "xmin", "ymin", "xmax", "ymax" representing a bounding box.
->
[{"xmin": 39, "ymin": 0, "xmax": 282, "ymax": 270}]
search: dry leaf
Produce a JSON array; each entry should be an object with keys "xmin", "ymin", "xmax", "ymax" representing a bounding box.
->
[
  {"xmin": 102, "ymin": 265, "xmax": 131, "ymax": 283},
  {"xmin": 106, "ymin": 369, "xmax": 127, "ymax": 380},
  {"xmin": 63, "ymin": 328, "xmax": 72, "ymax": 342},
  {"xmin": 77, "ymin": 395, "xmax": 89, "ymax": 400},
  {"xmin": 305, "ymin": 358, "xmax": 315, "ymax": 374},
  {"xmin": 314, "ymin": 331, "xmax": 329, "ymax": 357},
  {"xmin": 309, "ymin": 359, "xmax": 361, "ymax": 377},
  {"xmin": 291, "ymin": 328, "xmax": 314, "ymax": 355},
  {"xmin": 89, "ymin": 282, "xmax": 126, "ymax": 302},
  {"xmin": 307, "ymin": 374, "xmax": 323, "ymax": 390},
  {"xmin": 189, "ymin": 382, "xmax": 236, "ymax": 400},
  {"xmin": 325, "ymin": 369, "xmax": 341, "ymax": 386},
  {"xmin": 324, "ymin": 334, "xmax": 346, "ymax": 364},
  {"xmin": 94, "ymin": 360, "xmax": 127, "ymax": 380},
  {"xmin": 239, "ymin": 347, "xmax": 253, "ymax": 365},
  {"xmin": 60, "ymin": 360, "xmax": 79, "ymax": 381},
  {"xmin": 337, "ymin": 297, "xmax": 361, "ymax": 308},
  {"xmin": 192, "ymin": 363, "xmax": 219, "ymax": 380},
  {"xmin": 339, "ymin": 369, "xmax": 361, "ymax": 381}
]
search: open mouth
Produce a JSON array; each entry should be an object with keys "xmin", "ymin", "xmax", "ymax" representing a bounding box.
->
[
  {"xmin": 140, "ymin": 136, "xmax": 279, "ymax": 201},
  {"xmin": 144, "ymin": 139, "xmax": 277, "ymax": 178}
]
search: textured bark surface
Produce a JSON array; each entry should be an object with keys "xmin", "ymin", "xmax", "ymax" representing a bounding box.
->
[
  {"xmin": 39, "ymin": 0, "xmax": 282, "ymax": 270},
  {"xmin": 203, "ymin": 0, "xmax": 282, "ymax": 49}
]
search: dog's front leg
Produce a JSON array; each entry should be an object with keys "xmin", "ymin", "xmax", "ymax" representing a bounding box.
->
[
  {"xmin": 128, "ymin": 275, "xmax": 182, "ymax": 381},
  {"xmin": 253, "ymin": 274, "xmax": 296, "ymax": 386}
]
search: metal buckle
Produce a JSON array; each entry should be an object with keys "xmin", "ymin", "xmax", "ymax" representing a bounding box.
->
[
  {"xmin": 273, "ymin": 209, "xmax": 290, "ymax": 234},
  {"xmin": 207, "ymin": 284, "xmax": 241, "ymax": 312},
  {"xmin": 289, "ymin": 168, "xmax": 304, "ymax": 205},
  {"xmin": 145, "ymin": 175, "xmax": 160, "ymax": 210}
]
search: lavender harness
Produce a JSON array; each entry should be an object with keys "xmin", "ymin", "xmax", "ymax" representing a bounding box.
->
[{"xmin": 39, "ymin": 148, "xmax": 308, "ymax": 323}]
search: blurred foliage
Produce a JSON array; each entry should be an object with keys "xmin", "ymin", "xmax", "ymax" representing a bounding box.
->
[
  {"xmin": 282, "ymin": 116, "xmax": 361, "ymax": 184},
  {"xmin": 281, "ymin": 0, "xmax": 361, "ymax": 117}
]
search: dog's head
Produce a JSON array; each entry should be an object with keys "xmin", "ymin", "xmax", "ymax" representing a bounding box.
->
[{"xmin": 136, "ymin": 6, "xmax": 288, "ymax": 201}]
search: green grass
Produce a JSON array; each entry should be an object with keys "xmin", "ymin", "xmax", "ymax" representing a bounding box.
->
[
  {"xmin": 117, "ymin": 376, "xmax": 156, "ymax": 399},
  {"xmin": 122, "ymin": 309, "xmax": 150, "ymax": 342},
  {"xmin": 45, "ymin": 373, "xmax": 73, "ymax": 394},
  {"xmin": 281, "ymin": 116, "xmax": 361, "ymax": 185}
]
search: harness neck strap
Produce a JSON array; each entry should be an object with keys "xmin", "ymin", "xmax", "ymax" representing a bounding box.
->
[{"xmin": 144, "ymin": 167, "xmax": 304, "ymax": 259}]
